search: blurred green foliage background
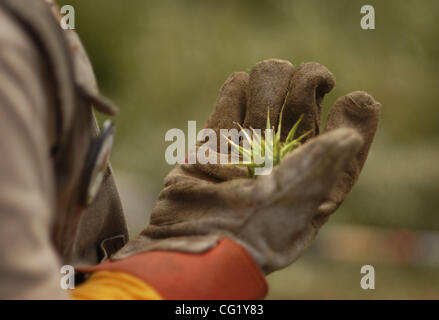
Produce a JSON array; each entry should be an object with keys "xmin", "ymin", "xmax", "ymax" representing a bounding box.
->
[{"xmin": 59, "ymin": 0, "xmax": 439, "ymax": 298}]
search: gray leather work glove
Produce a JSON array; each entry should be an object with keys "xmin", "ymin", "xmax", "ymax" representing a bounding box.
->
[{"xmin": 113, "ymin": 59, "xmax": 381, "ymax": 274}]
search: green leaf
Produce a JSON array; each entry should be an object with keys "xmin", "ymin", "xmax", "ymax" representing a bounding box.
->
[
  {"xmin": 276, "ymin": 104, "xmax": 283, "ymax": 146},
  {"xmin": 227, "ymin": 106, "xmax": 306, "ymax": 179},
  {"xmin": 280, "ymin": 141, "xmax": 300, "ymax": 159},
  {"xmin": 251, "ymin": 127, "xmax": 265, "ymax": 155},
  {"xmin": 266, "ymin": 108, "xmax": 271, "ymax": 131},
  {"xmin": 228, "ymin": 161, "xmax": 259, "ymax": 168},
  {"xmin": 236, "ymin": 122, "xmax": 253, "ymax": 148},
  {"xmin": 248, "ymin": 167, "xmax": 255, "ymax": 178},
  {"xmin": 285, "ymin": 114, "xmax": 304, "ymax": 144},
  {"xmin": 295, "ymin": 129, "xmax": 312, "ymax": 143},
  {"xmin": 222, "ymin": 134, "xmax": 252, "ymax": 161}
]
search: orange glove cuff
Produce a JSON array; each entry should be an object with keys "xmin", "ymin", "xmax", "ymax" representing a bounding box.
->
[{"xmin": 79, "ymin": 238, "xmax": 267, "ymax": 300}]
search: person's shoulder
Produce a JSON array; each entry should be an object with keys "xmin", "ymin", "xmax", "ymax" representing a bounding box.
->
[
  {"xmin": 0, "ymin": 6, "xmax": 56, "ymax": 140},
  {"xmin": 0, "ymin": 6, "xmax": 45, "ymax": 66}
]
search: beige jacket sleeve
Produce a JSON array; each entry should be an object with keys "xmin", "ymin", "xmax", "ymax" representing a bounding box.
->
[{"xmin": 0, "ymin": 8, "xmax": 66, "ymax": 299}]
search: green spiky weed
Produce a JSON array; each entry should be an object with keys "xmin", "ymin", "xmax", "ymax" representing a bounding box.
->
[{"xmin": 223, "ymin": 104, "xmax": 311, "ymax": 178}]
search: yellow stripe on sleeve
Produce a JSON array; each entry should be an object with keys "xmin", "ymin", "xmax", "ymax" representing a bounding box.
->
[{"xmin": 72, "ymin": 270, "xmax": 163, "ymax": 300}]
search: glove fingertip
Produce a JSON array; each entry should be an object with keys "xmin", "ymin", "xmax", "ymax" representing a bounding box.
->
[{"xmin": 206, "ymin": 72, "xmax": 249, "ymax": 132}]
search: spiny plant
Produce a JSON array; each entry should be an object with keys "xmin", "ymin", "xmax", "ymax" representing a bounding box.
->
[{"xmin": 223, "ymin": 105, "xmax": 311, "ymax": 178}]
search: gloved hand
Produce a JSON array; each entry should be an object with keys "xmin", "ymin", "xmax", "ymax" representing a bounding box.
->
[{"xmin": 113, "ymin": 59, "xmax": 381, "ymax": 274}]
